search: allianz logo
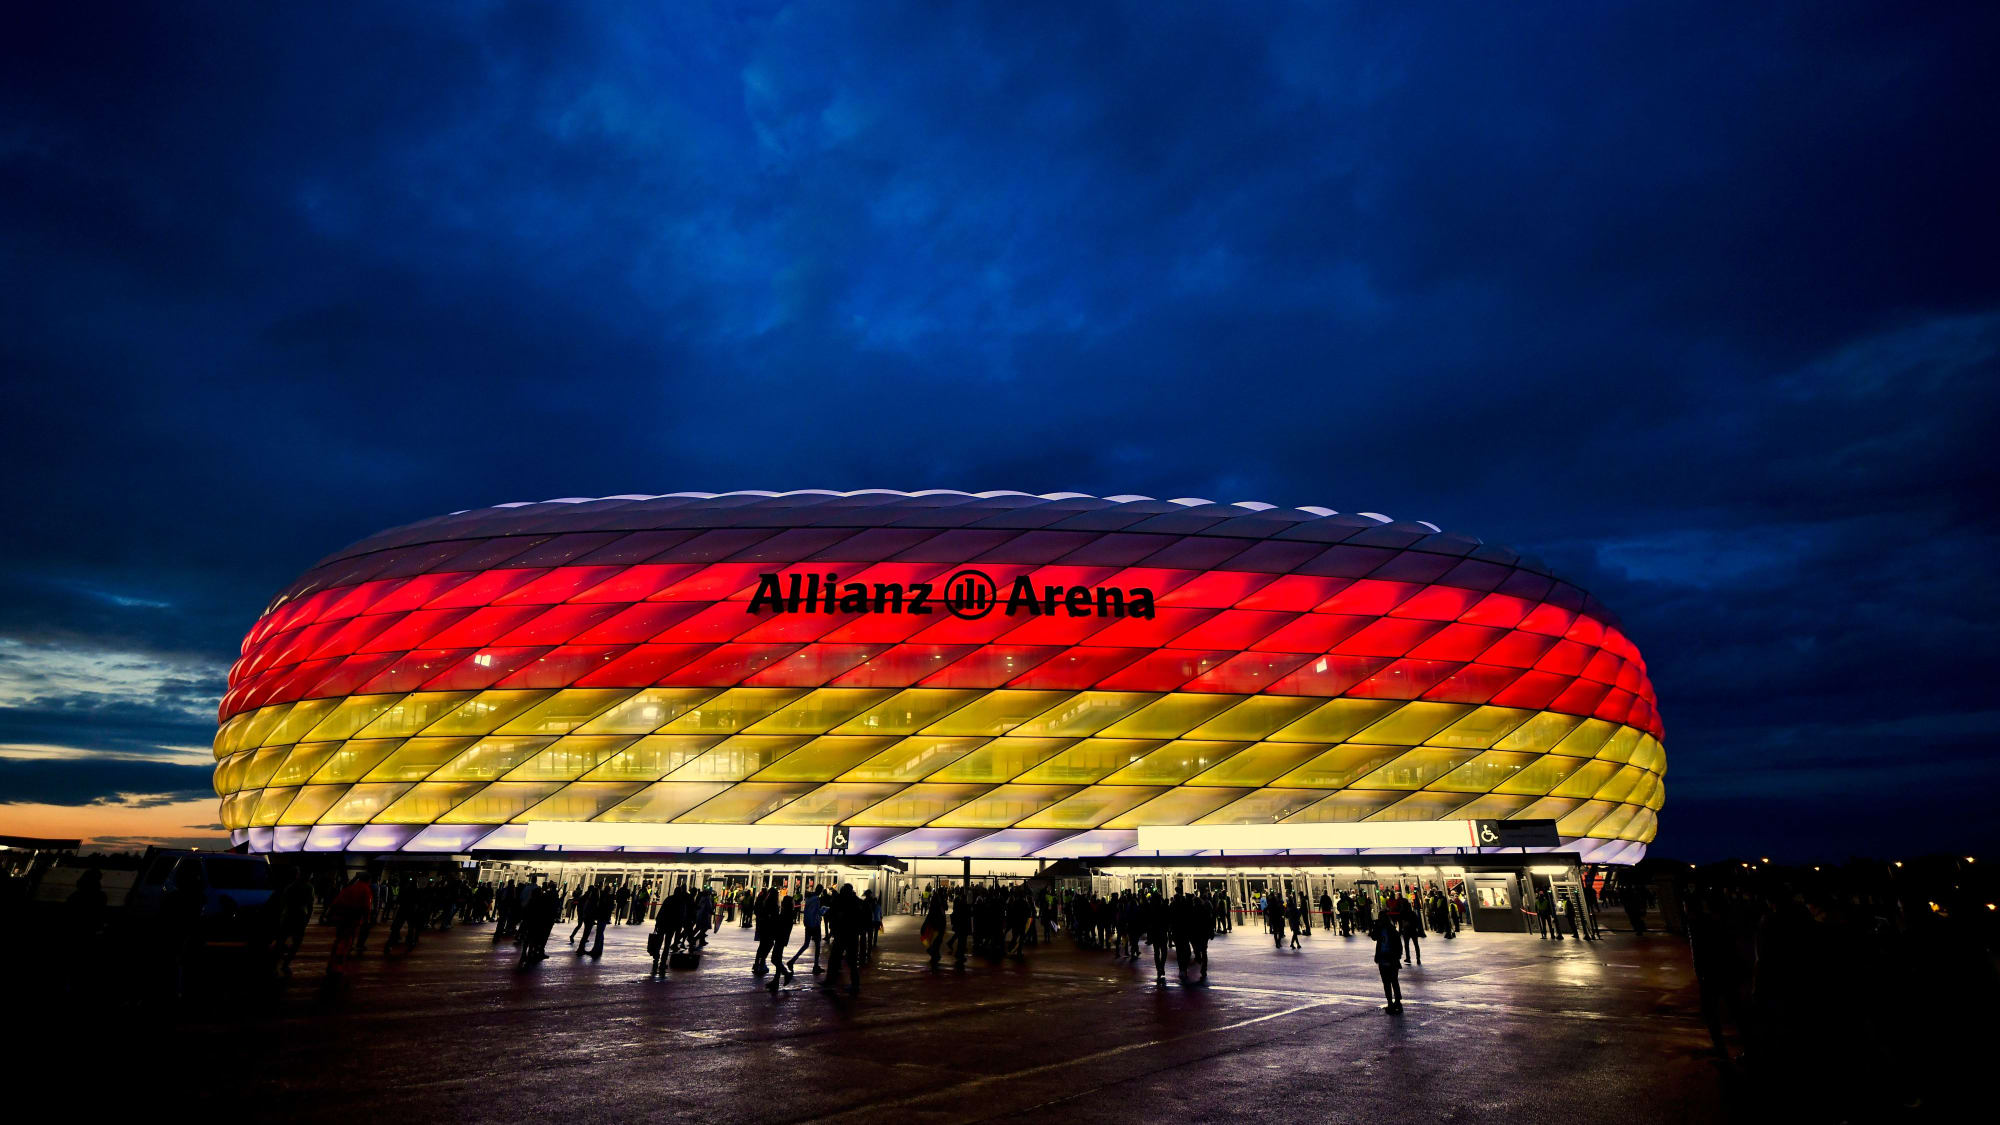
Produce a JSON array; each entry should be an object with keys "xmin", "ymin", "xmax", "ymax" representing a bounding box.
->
[{"xmin": 746, "ymin": 569, "xmax": 1157, "ymax": 621}]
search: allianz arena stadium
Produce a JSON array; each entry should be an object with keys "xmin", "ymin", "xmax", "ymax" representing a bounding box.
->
[{"xmin": 213, "ymin": 490, "xmax": 1665, "ymax": 880}]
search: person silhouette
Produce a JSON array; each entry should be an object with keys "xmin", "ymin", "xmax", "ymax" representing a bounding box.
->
[
  {"xmin": 326, "ymin": 870, "xmax": 373, "ymax": 978},
  {"xmin": 764, "ymin": 891, "xmax": 799, "ymax": 996},
  {"xmin": 1372, "ymin": 912, "xmax": 1405, "ymax": 1012},
  {"xmin": 824, "ymin": 884, "xmax": 865, "ymax": 996},
  {"xmin": 272, "ymin": 866, "xmax": 314, "ymax": 976}
]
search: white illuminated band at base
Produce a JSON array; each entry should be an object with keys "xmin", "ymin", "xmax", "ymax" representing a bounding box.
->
[
  {"xmin": 523, "ymin": 823, "xmax": 836, "ymax": 850},
  {"xmin": 1134, "ymin": 821, "xmax": 1486, "ymax": 852}
]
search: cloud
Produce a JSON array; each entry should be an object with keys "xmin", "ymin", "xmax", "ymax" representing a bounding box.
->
[
  {"xmin": 0, "ymin": 797, "xmax": 227, "ymax": 850},
  {"xmin": 0, "ymin": 756, "xmax": 214, "ymax": 808}
]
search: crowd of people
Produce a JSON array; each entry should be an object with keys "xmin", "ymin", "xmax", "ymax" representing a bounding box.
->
[
  {"xmin": 255, "ymin": 865, "xmax": 1502, "ymax": 1012},
  {"xmin": 17, "ymin": 850, "xmax": 1707, "ymax": 1022},
  {"xmin": 18, "ymin": 845, "xmax": 1998, "ymax": 1118},
  {"xmin": 1671, "ymin": 856, "xmax": 1997, "ymax": 1116}
]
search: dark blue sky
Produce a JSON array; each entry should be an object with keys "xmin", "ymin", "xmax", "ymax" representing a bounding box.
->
[{"xmin": 3, "ymin": 2, "xmax": 1995, "ymax": 858}]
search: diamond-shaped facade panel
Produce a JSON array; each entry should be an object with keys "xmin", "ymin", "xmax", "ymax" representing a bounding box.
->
[{"xmin": 216, "ymin": 491, "xmax": 1665, "ymax": 863}]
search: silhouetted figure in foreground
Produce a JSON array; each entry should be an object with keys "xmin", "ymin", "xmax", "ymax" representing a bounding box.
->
[
  {"xmin": 949, "ymin": 890, "xmax": 972, "ymax": 966},
  {"xmin": 650, "ymin": 888, "xmax": 682, "ymax": 978},
  {"xmin": 1372, "ymin": 913, "xmax": 1405, "ymax": 1013},
  {"xmin": 923, "ymin": 889, "xmax": 948, "ymax": 968},
  {"xmin": 1621, "ymin": 881, "xmax": 1649, "ymax": 934},
  {"xmin": 788, "ymin": 885, "xmax": 823, "ymax": 975},
  {"xmin": 273, "ymin": 866, "xmax": 314, "ymax": 976},
  {"xmin": 63, "ymin": 867, "xmax": 108, "ymax": 993},
  {"xmin": 764, "ymin": 891, "xmax": 798, "ymax": 995},
  {"xmin": 518, "ymin": 879, "xmax": 557, "ymax": 967},
  {"xmin": 1143, "ymin": 893, "xmax": 1172, "ymax": 982},
  {"xmin": 752, "ymin": 887, "xmax": 781, "ymax": 974}
]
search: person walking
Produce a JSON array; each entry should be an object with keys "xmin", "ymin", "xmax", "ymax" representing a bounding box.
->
[
  {"xmin": 949, "ymin": 889, "xmax": 971, "ymax": 966},
  {"xmin": 272, "ymin": 866, "xmax": 314, "ymax": 977},
  {"xmin": 1005, "ymin": 888, "xmax": 1033, "ymax": 957},
  {"xmin": 752, "ymin": 887, "xmax": 782, "ymax": 975},
  {"xmin": 1264, "ymin": 890, "xmax": 1286, "ymax": 949},
  {"xmin": 669, "ymin": 886, "xmax": 694, "ymax": 946},
  {"xmin": 1186, "ymin": 893, "xmax": 1211, "ymax": 981},
  {"xmin": 1619, "ymin": 877, "xmax": 1649, "ymax": 934},
  {"xmin": 518, "ymin": 879, "xmax": 557, "ymax": 967},
  {"xmin": 789, "ymin": 884, "xmax": 825, "ymax": 975},
  {"xmin": 1144, "ymin": 892, "xmax": 1173, "ymax": 983},
  {"xmin": 326, "ymin": 870, "xmax": 373, "ymax": 978},
  {"xmin": 1397, "ymin": 896, "xmax": 1424, "ymax": 965},
  {"xmin": 824, "ymin": 883, "xmax": 865, "ymax": 996},
  {"xmin": 388, "ymin": 879, "xmax": 429, "ymax": 952},
  {"xmin": 1372, "ymin": 910, "xmax": 1405, "ymax": 1012},
  {"xmin": 649, "ymin": 887, "xmax": 682, "ymax": 977},
  {"xmin": 508, "ymin": 876, "xmax": 532, "ymax": 936},
  {"xmin": 1537, "ymin": 887, "xmax": 1564, "ymax": 940},
  {"xmin": 569, "ymin": 885, "xmax": 596, "ymax": 947},
  {"xmin": 1287, "ymin": 893, "xmax": 1304, "ymax": 949},
  {"xmin": 694, "ymin": 885, "xmax": 717, "ymax": 945},
  {"xmin": 574, "ymin": 885, "xmax": 607, "ymax": 957},
  {"xmin": 923, "ymin": 887, "xmax": 949, "ymax": 968},
  {"xmin": 764, "ymin": 891, "xmax": 799, "ymax": 995},
  {"xmin": 492, "ymin": 878, "xmax": 517, "ymax": 937}
]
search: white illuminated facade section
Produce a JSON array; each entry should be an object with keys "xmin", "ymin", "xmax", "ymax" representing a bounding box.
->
[
  {"xmin": 1135, "ymin": 821, "xmax": 1484, "ymax": 852},
  {"xmin": 523, "ymin": 822, "xmax": 835, "ymax": 850}
]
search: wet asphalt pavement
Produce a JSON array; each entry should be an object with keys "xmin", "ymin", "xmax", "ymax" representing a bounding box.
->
[{"xmin": 53, "ymin": 915, "xmax": 1723, "ymax": 1122}]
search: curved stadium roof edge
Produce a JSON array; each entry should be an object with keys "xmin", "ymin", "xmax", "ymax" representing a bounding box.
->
[{"xmin": 285, "ymin": 489, "xmax": 1567, "ymax": 611}]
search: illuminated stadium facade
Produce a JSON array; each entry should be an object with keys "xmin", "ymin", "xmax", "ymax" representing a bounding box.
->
[{"xmin": 213, "ymin": 491, "xmax": 1665, "ymax": 881}]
